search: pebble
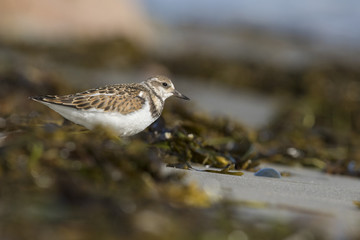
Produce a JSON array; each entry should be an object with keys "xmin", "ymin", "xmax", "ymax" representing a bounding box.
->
[{"xmin": 254, "ymin": 168, "xmax": 281, "ymax": 178}]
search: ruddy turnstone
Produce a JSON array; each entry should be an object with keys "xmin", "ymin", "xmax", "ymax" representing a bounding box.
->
[{"xmin": 30, "ymin": 76, "xmax": 189, "ymax": 136}]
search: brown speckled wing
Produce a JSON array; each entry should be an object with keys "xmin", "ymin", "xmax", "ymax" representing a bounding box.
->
[{"xmin": 32, "ymin": 84, "xmax": 147, "ymax": 115}]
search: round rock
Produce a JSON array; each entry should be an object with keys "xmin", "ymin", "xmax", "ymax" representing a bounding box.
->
[{"xmin": 254, "ymin": 168, "xmax": 281, "ymax": 178}]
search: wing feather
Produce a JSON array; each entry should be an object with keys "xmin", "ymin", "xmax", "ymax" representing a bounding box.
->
[{"xmin": 31, "ymin": 84, "xmax": 147, "ymax": 115}]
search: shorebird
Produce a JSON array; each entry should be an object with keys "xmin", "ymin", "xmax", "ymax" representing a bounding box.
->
[{"xmin": 30, "ymin": 76, "xmax": 189, "ymax": 136}]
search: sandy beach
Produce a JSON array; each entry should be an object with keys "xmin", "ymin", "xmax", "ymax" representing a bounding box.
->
[{"xmin": 167, "ymin": 164, "xmax": 360, "ymax": 239}]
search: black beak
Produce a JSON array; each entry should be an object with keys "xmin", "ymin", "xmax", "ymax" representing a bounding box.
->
[{"xmin": 173, "ymin": 90, "xmax": 190, "ymax": 100}]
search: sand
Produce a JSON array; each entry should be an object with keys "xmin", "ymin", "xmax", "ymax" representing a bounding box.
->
[{"xmin": 166, "ymin": 164, "xmax": 360, "ymax": 239}]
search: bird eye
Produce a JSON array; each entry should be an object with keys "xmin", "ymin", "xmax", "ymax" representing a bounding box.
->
[{"xmin": 162, "ymin": 82, "xmax": 168, "ymax": 87}]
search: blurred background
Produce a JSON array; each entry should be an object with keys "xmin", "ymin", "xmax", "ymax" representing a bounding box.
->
[
  {"xmin": 1, "ymin": 0, "xmax": 360, "ymax": 127},
  {"xmin": 1, "ymin": 0, "xmax": 360, "ymax": 239}
]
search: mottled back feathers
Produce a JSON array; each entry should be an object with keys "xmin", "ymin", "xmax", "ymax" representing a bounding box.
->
[{"xmin": 32, "ymin": 83, "xmax": 147, "ymax": 115}]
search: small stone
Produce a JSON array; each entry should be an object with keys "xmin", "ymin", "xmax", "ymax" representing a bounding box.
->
[
  {"xmin": 254, "ymin": 168, "xmax": 281, "ymax": 178},
  {"xmin": 286, "ymin": 147, "xmax": 301, "ymax": 158},
  {"xmin": 164, "ymin": 132, "xmax": 172, "ymax": 139}
]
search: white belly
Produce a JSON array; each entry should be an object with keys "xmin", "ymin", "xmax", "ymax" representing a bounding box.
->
[{"xmin": 42, "ymin": 101, "xmax": 157, "ymax": 136}]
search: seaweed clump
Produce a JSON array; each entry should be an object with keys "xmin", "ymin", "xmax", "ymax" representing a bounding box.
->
[
  {"xmin": 255, "ymin": 65, "xmax": 360, "ymax": 177},
  {"xmin": 148, "ymin": 103, "xmax": 256, "ymax": 172},
  {"xmin": 159, "ymin": 53, "xmax": 360, "ymax": 177}
]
